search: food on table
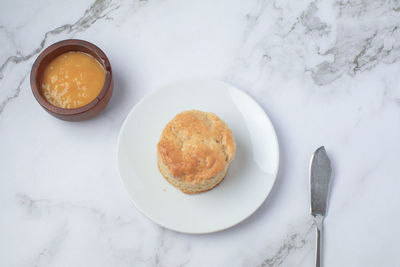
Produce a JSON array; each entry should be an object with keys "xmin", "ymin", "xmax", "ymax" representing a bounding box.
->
[
  {"xmin": 157, "ymin": 110, "xmax": 236, "ymax": 194},
  {"xmin": 41, "ymin": 51, "xmax": 105, "ymax": 109}
]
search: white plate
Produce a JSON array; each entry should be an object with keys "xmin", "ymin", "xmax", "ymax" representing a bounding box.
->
[{"xmin": 117, "ymin": 79, "xmax": 279, "ymax": 234}]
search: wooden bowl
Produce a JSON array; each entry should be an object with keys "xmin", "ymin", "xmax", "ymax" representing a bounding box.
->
[{"xmin": 30, "ymin": 39, "xmax": 113, "ymax": 121}]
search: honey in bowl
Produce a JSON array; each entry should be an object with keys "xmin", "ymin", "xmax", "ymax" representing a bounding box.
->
[{"xmin": 41, "ymin": 51, "xmax": 105, "ymax": 109}]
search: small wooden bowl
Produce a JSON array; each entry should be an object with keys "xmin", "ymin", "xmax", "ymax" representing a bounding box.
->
[{"xmin": 30, "ymin": 39, "xmax": 113, "ymax": 121}]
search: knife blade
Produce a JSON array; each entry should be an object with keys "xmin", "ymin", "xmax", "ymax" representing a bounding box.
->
[
  {"xmin": 310, "ymin": 146, "xmax": 332, "ymax": 217},
  {"xmin": 310, "ymin": 146, "xmax": 332, "ymax": 267}
]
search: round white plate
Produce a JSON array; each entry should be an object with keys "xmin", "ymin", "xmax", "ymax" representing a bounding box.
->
[{"xmin": 117, "ymin": 79, "xmax": 279, "ymax": 234}]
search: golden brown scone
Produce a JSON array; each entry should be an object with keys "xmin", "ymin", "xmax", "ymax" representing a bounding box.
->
[{"xmin": 157, "ymin": 110, "xmax": 236, "ymax": 194}]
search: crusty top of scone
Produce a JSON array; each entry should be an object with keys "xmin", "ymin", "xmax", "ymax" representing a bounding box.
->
[{"xmin": 157, "ymin": 110, "xmax": 236, "ymax": 184}]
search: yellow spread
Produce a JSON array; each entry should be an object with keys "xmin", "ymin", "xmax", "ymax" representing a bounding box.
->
[{"xmin": 41, "ymin": 51, "xmax": 105, "ymax": 109}]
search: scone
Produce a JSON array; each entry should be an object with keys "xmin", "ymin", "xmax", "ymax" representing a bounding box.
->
[{"xmin": 157, "ymin": 110, "xmax": 236, "ymax": 194}]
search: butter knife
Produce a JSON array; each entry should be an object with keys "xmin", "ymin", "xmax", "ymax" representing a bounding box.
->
[{"xmin": 310, "ymin": 146, "xmax": 332, "ymax": 267}]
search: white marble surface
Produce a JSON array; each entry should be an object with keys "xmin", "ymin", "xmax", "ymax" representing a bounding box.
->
[{"xmin": 1, "ymin": 0, "xmax": 399, "ymax": 266}]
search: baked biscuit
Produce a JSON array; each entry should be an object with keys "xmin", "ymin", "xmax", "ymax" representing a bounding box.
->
[{"xmin": 157, "ymin": 110, "xmax": 236, "ymax": 194}]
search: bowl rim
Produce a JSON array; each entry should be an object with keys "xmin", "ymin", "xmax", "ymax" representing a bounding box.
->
[{"xmin": 30, "ymin": 39, "xmax": 112, "ymax": 116}]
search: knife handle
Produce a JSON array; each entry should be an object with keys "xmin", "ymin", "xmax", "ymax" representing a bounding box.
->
[{"xmin": 314, "ymin": 215, "xmax": 324, "ymax": 267}]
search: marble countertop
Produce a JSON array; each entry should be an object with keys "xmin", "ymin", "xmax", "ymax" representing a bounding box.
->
[{"xmin": 1, "ymin": 0, "xmax": 399, "ymax": 266}]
